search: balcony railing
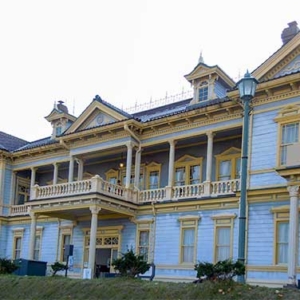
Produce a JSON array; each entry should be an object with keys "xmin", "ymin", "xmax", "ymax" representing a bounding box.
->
[{"xmin": 10, "ymin": 177, "xmax": 240, "ymax": 216}]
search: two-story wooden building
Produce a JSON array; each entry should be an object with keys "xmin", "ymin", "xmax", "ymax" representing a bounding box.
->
[{"xmin": 1, "ymin": 21, "xmax": 300, "ymax": 287}]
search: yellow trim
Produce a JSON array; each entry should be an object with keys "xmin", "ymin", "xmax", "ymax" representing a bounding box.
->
[
  {"xmin": 174, "ymin": 155, "xmax": 203, "ymax": 185},
  {"xmin": 146, "ymin": 162, "xmax": 161, "ymax": 189},
  {"xmin": 178, "ymin": 216, "xmax": 200, "ymax": 265},
  {"xmin": 12, "ymin": 228, "xmax": 24, "ymax": 259},
  {"xmin": 59, "ymin": 225, "xmax": 73, "ymax": 262},
  {"xmin": 211, "ymin": 214, "xmax": 236, "ymax": 263},
  {"xmin": 215, "ymin": 147, "xmax": 241, "ymax": 180},
  {"xmin": 105, "ymin": 168, "xmax": 119, "ymax": 184}
]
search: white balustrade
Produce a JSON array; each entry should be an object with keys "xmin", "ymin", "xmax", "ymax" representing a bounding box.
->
[
  {"xmin": 211, "ymin": 179, "xmax": 240, "ymax": 196},
  {"xmin": 10, "ymin": 205, "xmax": 28, "ymax": 216},
  {"xmin": 173, "ymin": 184, "xmax": 205, "ymax": 199},
  {"xmin": 138, "ymin": 188, "xmax": 166, "ymax": 203}
]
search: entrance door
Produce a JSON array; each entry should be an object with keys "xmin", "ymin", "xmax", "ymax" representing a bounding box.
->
[{"xmin": 95, "ymin": 248, "xmax": 119, "ymax": 277}]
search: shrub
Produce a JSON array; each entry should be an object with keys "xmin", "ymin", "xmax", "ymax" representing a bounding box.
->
[
  {"xmin": 0, "ymin": 258, "xmax": 19, "ymax": 274},
  {"xmin": 111, "ymin": 249, "xmax": 150, "ymax": 278},
  {"xmin": 194, "ymin": 259, "xmax": 245, "ymax": 282},
  {"xmin": 51, "ymin": 261, "xmax": 68, "ymax": 276}
]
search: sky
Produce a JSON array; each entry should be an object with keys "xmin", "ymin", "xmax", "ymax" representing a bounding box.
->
[{"xmin": 0, "ymin": 0, "xmax": 299, "ymax": 141}]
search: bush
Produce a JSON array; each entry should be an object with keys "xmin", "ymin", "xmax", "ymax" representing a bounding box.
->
[
  {"xmin": 194, "ymin": 259, "xmax": 245, "ymax": 282},
  {"xmin": 111, "ymin": 249, "xmax": 150, "ymax": 278},
  {"xmin": 51, "ymin": 262, "xmax": 68, "ymax": 276},
  {"xmin": 0, "ymin": 258, "xmax": 19, "ymax": 274}
]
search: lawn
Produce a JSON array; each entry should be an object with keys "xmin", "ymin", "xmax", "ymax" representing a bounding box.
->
[{"xmin": 0, "ymin": 276, "xmax": 300, "ymax": 300}]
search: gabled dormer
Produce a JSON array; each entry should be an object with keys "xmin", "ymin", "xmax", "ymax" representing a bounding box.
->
[
  {"xmin": 45, "ymin": 101, "xmax": 77, "ymax": 139},
  {"xmin": 184, "ymin": 53, "xmax": 235, "ymax": 105}
]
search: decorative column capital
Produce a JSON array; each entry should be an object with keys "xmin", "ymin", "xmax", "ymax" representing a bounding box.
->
[
  {"xmin": 90, "ymin": 205, "xmax": 101, "ymax": 215},
  {"xmin": 206, "ymin": 131, "xmax": 215, "ymax": 139},
  {"xmin": 169, "ymin": 139, "xmax": 177, "ymax": 147},
  {"xmin": 288, "ymin": 185, "xmax": 300, "ymax": 197}
]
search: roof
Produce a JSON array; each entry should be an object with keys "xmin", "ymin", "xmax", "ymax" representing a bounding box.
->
[
  {"xmin": 13, "ymin": 136, "xmax": 58, "ymax": 152},
  {"xmin": 0, "ymin": 132, "xmax": 29, "ymax": 152}
]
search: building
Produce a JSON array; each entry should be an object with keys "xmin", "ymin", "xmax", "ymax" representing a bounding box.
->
[{"xmin": 1, "ymin": 21, "xmax": 300, "ymax": 287}]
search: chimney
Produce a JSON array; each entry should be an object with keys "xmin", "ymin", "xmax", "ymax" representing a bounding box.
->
[{"xmin": 281, "ymin": 21, "xmax": 300, "ymax": 44}]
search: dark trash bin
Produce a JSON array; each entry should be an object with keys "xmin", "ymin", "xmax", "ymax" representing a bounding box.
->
[{"xmin": 14, "ymin": 258, "xmax": 47, "ymax": 276}]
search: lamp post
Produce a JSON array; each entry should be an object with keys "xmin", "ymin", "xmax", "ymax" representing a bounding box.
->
[{"xmin": 236, "ymin": 71, "xmax": 258, "ymax": 283}]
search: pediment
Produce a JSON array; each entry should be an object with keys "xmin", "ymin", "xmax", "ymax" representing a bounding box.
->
[
  {"xmin": 65, "ymin": 95, "xmax": 132, "ymax": 134},
  {"xmin": 216, "ymin": 147, "xmax": 241, "ymax": 157},
  {"xmin": 176, "ymin": 154, "xmax": 200, "ymax": 163},
  {"xmin": 252, "ymin": 33, "xmax": 300, "ymax": 81},
  {"xmin": 184, "ymin": 63, "xmax": 235, "ymax": 89},
  {"xmin": 45, "ymin": 108, "xmax": 76, "ymax": 123}
]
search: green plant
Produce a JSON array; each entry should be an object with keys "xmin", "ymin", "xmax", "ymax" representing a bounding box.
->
[
  {"xmin": 51, "ymin": 261, "xmax": 68, "ymax": 276},
  {"xmin": 0, "ymin": 258, "xmax": 19, "ymax": 274},
  {"xmin": 194, "ymin": 259, "xmax": 245, "ymax": 282},
  {"xmin": 111, "ymin": 249, "xmax": 150, "ymax": 278}
]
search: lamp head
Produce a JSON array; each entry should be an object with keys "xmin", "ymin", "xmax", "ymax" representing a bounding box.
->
[{"xmin": 237, "ymin": 70, "xmax": 258, "ymax": 100}]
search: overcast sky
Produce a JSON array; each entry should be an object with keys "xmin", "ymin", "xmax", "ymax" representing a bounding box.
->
[{"xmin": 1, "ymin": 0, "xmax": 299, "ymax": 141}]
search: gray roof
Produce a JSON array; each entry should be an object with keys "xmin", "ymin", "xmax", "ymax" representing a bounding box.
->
[
  {"xmin": 13, "ymin": 136, "xmax": 58, "ymax": 152},
  {"xmin": 0, "ymin": 131, "xmax": 28, "ymax": 152}
]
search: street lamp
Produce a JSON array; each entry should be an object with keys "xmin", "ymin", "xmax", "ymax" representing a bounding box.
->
[{"xmin": 236, "ymin": 70, "xmax": 258, "ymax": 283}]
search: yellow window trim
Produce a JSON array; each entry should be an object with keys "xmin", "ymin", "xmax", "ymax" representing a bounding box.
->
[
  {"xmin": 135, "ymin": 219, "xmax": 153, "ymax": 262},
  {"xmin": 12, "ymin": 227, "xmax": 25, "ymax": 260},
  {"xmin": 274, "ymin": 105, "xmax": 300, "ymax": 167},
  {"xmin": 178, "ymin": 215, "xmax": 200, "ymax": 265},
  {"xmin": 215, "ymin": 147, "xmax": 241, "ymax": 180},
  {"xmin": 105, "ymin": 168, "xmax": 119, "ymax": 183},
  {"xmin": 174, "ymin": 155, "xmax": 203, "ymax": 185},
  {"xmin": 211, "ymin": 214, "xmax": 235, "ymax": 263},
  {"xmin": 146, "ymin": 162, "xmax": 161, "ymax": 189}
]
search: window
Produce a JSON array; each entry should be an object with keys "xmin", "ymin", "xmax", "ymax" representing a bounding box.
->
[
  {"xmin": 121, "ymin": 166, "xmax": 144, "ymax": 189},
  {"xmin": 280, "ymin": 123, "xmax": 299, "ymax": 165},
  {"xmin": 199, "ymin": 86, "xmax": 208, "ymax": 101},
  {"xmin": 215, "ymin": 148, "xmax": 241, "ymax": 181},
  {"xmin": 274, "ymin": 105, "xmax": 300, "ymax": 166},
  {"xmin": 271, "ymin": 207, "xmax": 290, "ymax": 265},
  {"xmin": 146, "ymin": 162, "xmax": 161, "ymax": 190},
  {"xmin": 178, "ymin": 215, "xmax": 200, "ymax": 264},
  {"xmin": 34, "ymin": 235, "xmax": 41, "ymax": 260},
  {"xmin": 276, "ymin": 221, "xmax": 289, "ymax": 264},
  {"xmin": 16, "ymin": 177, "xmax": 30, "ymax": 205},
  {"xmin": 59, "ymin": 226, "xmax": 73, "ymax": 262},
  {"xmin": 211, "ymin": 214, "xmax": 236, "ymax": 263},
  {"xmin": 174, "ymin": 155, "xmax": 202, "ymax": 186},
  {"xmin": 14, "ymin": 237, "xmax": 22, "ymax": 259},
  {"xmin": 12, "ymin": 228, "xmax": 24, "ymax": 259},
  {"xmin": 105, "ymin": 169, "xmax": 118, "ymax": 185},
  {"xmin": 136, "ymin": 219, "xmax": 153, "ymax": 262},
  {"xmin": 138, "ymin": 231, "xmax": 149, "ymax": 261}
]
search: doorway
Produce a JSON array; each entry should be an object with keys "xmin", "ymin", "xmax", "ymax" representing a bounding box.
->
[{"xmin": 95, "ymin": 248, "xmax": 118, "ymax": 277}]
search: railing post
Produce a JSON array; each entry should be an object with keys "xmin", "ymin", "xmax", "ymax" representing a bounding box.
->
[
  {"xmin": 30, "ymin": 184, "xmax": 39, "ymax": 200},
  {"xmin": 91, "ymin": 175, "xmax": 102, "ymax": 193}
]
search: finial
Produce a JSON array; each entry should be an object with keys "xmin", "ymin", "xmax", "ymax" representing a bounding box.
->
[
  {"xmin": 198, "ymin": 51, "xmax": 204, "ymax": 63},
  {"xmin": 93, "ymin": 95, "xmax": 102, "ymax": 102}
]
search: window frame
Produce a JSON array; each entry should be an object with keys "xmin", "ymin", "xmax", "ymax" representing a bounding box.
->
[
  {"xmin": 135, "ymin": 219, "xmax": 153, "ymax": 263},
  {"xmin": 174, "ymin": 155, "xmax": 203, "ymax": 186},
  {"xmin": 59, "ymin": 226, "xmax": 73, "ymax": 262},
  {"xmin": 178, "ymin": 215, "xmax": 200, "ymax": 265},
  {"xmin": 271, "ymin": 207, "xmax": 290, "ymax": 265},
  {"xmin": 146, "ymin": 162, "xmax": 161, "ymax": 190},
  {"xmin": 15, "ymin": 177, "xmax": 30, "ymax": 205},
  {"xmin": 12, "ymin": 228, "xmax": 25, "ymax": 259},
  {"xmin": 274, "ymin": 105, "xmax": 300, "ymax": 167},
  {"xmin": 215, "ymin": 148, "xmax": 241, "ymax": 181},
  {"xmin": 211, "ymin": 214, "xmax": 236, "ymax": 263},
  {"xmin": 33, "ymin": 226, "xmax": 44, "ymax": 261}
]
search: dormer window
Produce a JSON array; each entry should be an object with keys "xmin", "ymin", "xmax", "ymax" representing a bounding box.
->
[
  {"xmin": 198, "ymin": 81, "xmax": 209, "ymax": 102},
  {"xmin": 199, "ymin": 86, "xmax": 208, "ymax": 101},
  {"xmin": 55, "ymin": 123, "xmax": 62, "ymax": 136}
]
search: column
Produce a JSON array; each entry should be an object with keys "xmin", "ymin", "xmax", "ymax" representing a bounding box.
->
[
  {"xmin": 204, "ymin": 132, "xmax": 214, "ymax": 196},
  {"xmin": 30, "ymin": 167, "xmax": 37, "ymax": 187},
  {"xmin": 125, "ymin": 143, "xmax": 133, "ymax": 189},
  {"xmin": 53, "ymin": 163, "xmax": 59, "ymax": 185},
  {"xmin": 134, "ymin": 148, "xmax": 142, "ymax": 189},
  {"xmin": 28, "ymin": 210, "xmax": 37, "ymax": 259},
  {"xmin": 287, "ymin": 185, "xmax": 299, "ymax": 286},
  {"xmin": 166, "ymin": 140, "xmax": 176, "ymax": 199},
  {"xmin": 88, "ymin": 206, "xmax": 101, "ymax": 277},
  {"xmin": 76, "ymin": 159, "xmax": 84, "ymax": 181},
  {"xmin": 68, "ymin": 156, "xmax": 74, "ymax": 182},
  {"xmin": 168, "ymin": 140, "xmax": 176, "ymax": 186}
]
